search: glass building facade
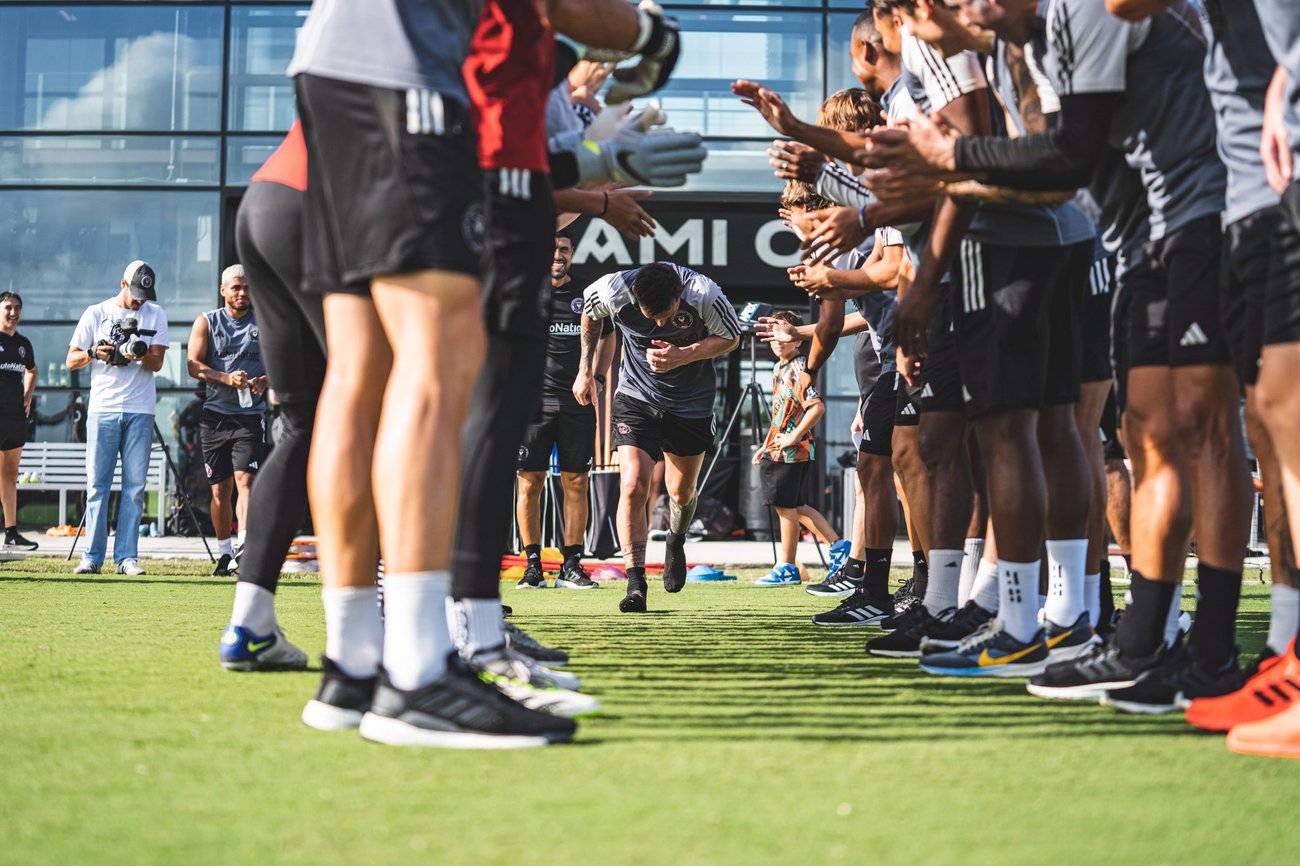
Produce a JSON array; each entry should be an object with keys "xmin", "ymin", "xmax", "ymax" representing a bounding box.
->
[{"xmin": 1, "ymin": 1, "xmax": 869, "ymax": 526}]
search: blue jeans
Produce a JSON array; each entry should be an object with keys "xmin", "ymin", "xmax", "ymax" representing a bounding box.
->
[{"xmin": 84, "ymin": 412, "xmax": 153, "ymax": 566}]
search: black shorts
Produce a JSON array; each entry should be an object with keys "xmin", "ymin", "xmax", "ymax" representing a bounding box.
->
[
  {"xmin": 952, "ymin": 238, "xmax": 1088, "ymax": 418},
  {"xmin": 1264, "ymin": 181, "xmax": 1300, "ymax": 347},
  {"xmin": 919, "ymin": 280, "xmax": 964, "ymax": 414},
  {"xmin": 518, "ymin": 404, "xmax": 595, "ymax": 474},
  {"xmin": 295, "ymin": 73, "xmax": 482, "ymax": 293},
  {"xmin": 1112, "ymin": 214, "xmax": 1230, "ymax": 406},
  {"xmin": 201, "ymin": 411, "xmax": 265, "ymax": 483},
  {"xmin": 859, "ymin": 371, "xmax": 897, "ymax": 455},
  {"xmin": 611, "ymin": 392, "xmax": 714, "ymax": 461},
  {"xmin": 1222, "ymin": 206, "xmax": 1280, "ymax": 386},
  {"xmin": 0, "ymin": 415, "xmax": 26, "ymax": 451},
  {"xmin": 1082, "ymin": 254, "xmax": 1115, "ymax": 383},
  {"xmin": 1100, "ymin": 389, "xmax": 1125, "ymax": 461},
  {"xmin": 760, "ymin": 458, "xmax": 810, "ymax": 508},
  {"xmin": 894, "ymin": 375, "xmax": 921, "ymax": 427}
]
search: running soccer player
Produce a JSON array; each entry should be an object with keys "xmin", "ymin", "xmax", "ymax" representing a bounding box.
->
[
  {"xmin": 0, "ymin": 292, "xmax": 38, "ymax": 552},
  {"xmin": 576, "ymin": 262, "xmax": 741, "ymax": 613},
  {"xmin": 187, "ymin": 265, "xmax": 267, "ymax": 577},
  {"xmin": 514, "ymin": 233, "xmax": 613, "ymax": 591}
]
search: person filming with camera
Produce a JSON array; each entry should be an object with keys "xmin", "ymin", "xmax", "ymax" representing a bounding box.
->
[{"xmin": 66, "ymin": 260, "xmax": 169, "ymax": 575}]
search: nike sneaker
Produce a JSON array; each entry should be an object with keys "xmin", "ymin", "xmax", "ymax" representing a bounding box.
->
[
  {"xmin": 1186, "ymin": 644, "xmax": 1300, "ymax": 732},
  {"xmin": 470, "ymin": 651, "xmax": 600, "ymax": 718},
  {"xmin": 811, "ymin": 587, "xmax": 892, "ymax": 626},
  {"xmin": 1025, "ymin": 639, "xmax": 1165, "ymax": 701},
  {"xmin": 919, "ymin": 600, "xmax": 995, "ymax": 653},
  {"xmin": 302, "ymin": 657, "xmax": 378, "ymax": 731},
  {"xmin": 358, "ymin": 655, "xmax": 576, "ymax": 749},
  {"xmin": 219, "ymin": 624, "xmax": 310, "ymax": 672},
  {"xmin": 117, "ymin": 558, "xmax": 145, "ymax": 576},
  {"xmin": 3, "ymin": 530, "xmax": 39, "ymax": 551},
  {"xmin": 213, "ymin": 553, "xmax": 234, "ymax": 577},
  {"xmin": 1101, "ymin": 645, "xmax": 1244, "ymax": 715},
  {"xmin": 503, "ymin": 622, "xmax": 569, "ymax": 666},
  {"xmin": 620, "ymin": 573, "xmax": 649, "ymax": 612},
  {"xmin": 516, "ymin": 562, "xmax": 547, "ymax": 589},
  {"xmin": 1226, "ymin": 699, "xmax": 1300, "ymax": 759},
  {"xmin": 555, "ymin": 560, "xmax": 599, "ymax": 590},
  {"xmin": 919, "ymin": 620, "xmax": 1050, "ymax": 677},
  {"xmin": 866, "ymin": 604, "xmax": 952, "ymax": 658},
  {"xmin": 1043, "ymin": 611, "xmax": 1101, "ymax": 662},
  {"xmin": 756, "ymin": 563, "xmax": 801, "ymax": 587},
  {"xmin": 662, "ymin": 531, "xmax": 687, "ymax": 593},
  {"xmin": 72, "ymin": 559, "xmax": 100, "ymax": 575}
]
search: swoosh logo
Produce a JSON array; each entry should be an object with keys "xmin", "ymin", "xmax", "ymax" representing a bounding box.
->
[
  {"xmin": 978, "ymin": 644, "xmax": 1039, "ymax": 667},
  {"xmin": 247, "ymin": 639, "xmax": 273, "ymax": 653},
  {"xmin": 1045, "ymin": 629, "xmax": 1075, "ymax": 650}
]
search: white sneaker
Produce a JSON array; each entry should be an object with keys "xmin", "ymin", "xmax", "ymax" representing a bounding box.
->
[
  {"xmin": 72, "ymin": 559, "xmax": 100, "ymax": 575},
  {"xmin": 117, "ymin": 558, "xmax": 146, "ymax": 576},
  {"xmin": 469, "ymin": 650, "xmax": 598, "ymax": 718}
]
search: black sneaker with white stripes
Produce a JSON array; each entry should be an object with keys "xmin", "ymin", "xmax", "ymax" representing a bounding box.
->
[
  {"xmin": 1026, "ymin": 638, "xmax": 1166, "ymax": 702},
  {"xmin": 516, "ymin": 562, "xmax": 547, "ymax": 589},
  {"xmin": 556, "ymin": 560, "xmax": 599, "ymax": 589},
  {"xmin": 866, "ymin": 604, "xmax": 952, "ymax": 658},
  {"xmin": 919, "ymin": 600, "xmax": 995, "ymax": 653},
  {"xmin": 302, "ymin": 656, "xmax": 378, "ymax": 731},
  {"xmin": 811, "ymin": 588, "xmax": 893, "ymax": 626},
  {"xmin": 805, "ymin": 575, "xmax": 860, "ymax": 599}
]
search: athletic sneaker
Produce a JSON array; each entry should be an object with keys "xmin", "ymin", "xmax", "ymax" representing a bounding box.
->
[
  {"xmin": 471, "ymin": 651, "xmax": 600, "ymax": 718},
  {"xmin": 503, "ymin": 621, "xmax": 569, "ymax": 666},
  {"xmin": 358, "ymin": 656, "xmax": 576, "ymax": 749},
  {"xmin": 555, "ymin": 560, "xmax": 599, "ymax": 590},
  {"xmin": 821, "ymin": 539, "xmax": 852, "ymax": 579},
  {"xmin": 1185, "ymin": 645, "xmax": 1300, "ymax": 732},
  {"xmin": 1025, "ymin": 639, "xmax": 1165, "ymax": 701},
  {"xmin": 805, "ymin": 575, "xmax": 859, "ymax": 598},
  {"xmin": 517, "ymin": 562, "xmax": 547, "ymax": 589},
  {"xmin": 219, "ymin": 624, "xmax": 309, "ymax": 672},
  {"xmin": 866, "ymin": 604, "xmax": 952, "ymax": 658},
  {"xmin": 1101, "ymin": 645, "xmax": 1244, "ymax": 715},
  {"xmin": 1226, "ymin": 699, "xmax": 1300, "ymax": 759},
  {"xmin": 72, "ymin": 559, "xmax": 100, "ymax": 575},
  {"xmin": 117, "ymin": 558, "xmax": 145, "ymax": 576},
  {"xmin": 213, "ymin": 554, "xmax": 234, "ymax": 577},
  {"xmin": 1043, "ymin": 611, "xmax": 1101, "ymax": 661},
  {"xmin": 811, "ymin": 588, "xmax": 892, "ymax": 626},
  {"xmin": 919, "ymin": 600, "xmax": 995, "ymax": 653},
  {"xmin": 3, "ymin": 530, "xmax": 38, "ymax": 550},
  {"xmin": 662, "ymin": 531, "xmax": 687, "ymax": 593},
  {"xmin": 620, "ymin": 573, "xmax": 649, "ymax": 612},
  {"xmin": 302, "ymin": 657, "xmax": 378, "ymax": 731},
  {"xmin": 756, "ymin": 563, "xmax": 801, "ymax": 587},
  {"xmin": 919, "ymin": 620, "xmax": 1050, "ymax": 677}
]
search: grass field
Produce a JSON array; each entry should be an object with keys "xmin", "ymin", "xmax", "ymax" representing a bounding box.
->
[{"xmin": 1, "ymin": 557, "xmax": 1296, "ymax": 866}]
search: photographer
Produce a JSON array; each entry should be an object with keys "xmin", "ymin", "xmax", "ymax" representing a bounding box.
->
[
  {"xmin": 0, "ymin": 291, "xmax": 39, "ymax": 550},
  {"xmin": 187, "ymin": 265, "xmax": 267, "ymax": 577},
  {"xmin": 66, "ymin": 260, "xmax": 169, "ymax": 575}
]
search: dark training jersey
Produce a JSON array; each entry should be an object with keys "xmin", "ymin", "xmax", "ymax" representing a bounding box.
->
[
  {"xmin": 544, "ymin": 278, "xmax": 610, "ymax": 412},
  {"xmin": 0, "ymin": 331, "xmax": 35, "ymax": 417},
  {"xmin": 583, "ymin": 263, "xmax": 742, "ymax": 419}
]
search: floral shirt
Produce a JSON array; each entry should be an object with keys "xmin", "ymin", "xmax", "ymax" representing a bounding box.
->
[{"xmin": 767, "ymin": 355, "xmax": 821, "ymax": 463}]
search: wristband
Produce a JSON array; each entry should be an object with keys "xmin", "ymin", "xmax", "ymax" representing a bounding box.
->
[
  {"xmin": 600, "ymin": 191, "xmax": 609, "ymax": 217},
  {"xmin": 857, "ymin": 206, "xmax": 867, "ymax": 232},
  {"xmin": 594, "ymin": 373, "xmax": 606, "ymax": 385}
]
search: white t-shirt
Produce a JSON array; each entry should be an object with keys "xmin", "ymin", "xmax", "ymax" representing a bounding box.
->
[{"xmin": 70, "ymin": 299, "xmax": 169, "ymax": 415}]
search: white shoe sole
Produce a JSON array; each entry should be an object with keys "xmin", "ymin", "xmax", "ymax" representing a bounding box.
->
[
  {"xmin": 302, "ymin": 700, "xmax": 365, "ymax": 730},
  {"xmin": 806, "ymin": 587, "xmax": 856, "ymax": 598},
  {"xmin": 1047, "ymin": 639, "xmax": 1102, "ymax": 663},
  {"xmin": 516, "ymin": 582, "xmax": 548, "ymax": 589},
  {"xmin": 1098, "ymin": 694, "xmax": 1179, "ymax": 715},
  {"xmin": 870, "ymin": 648, "xmax": 923, "ymax": 658},
  {"xmin": 1026, "ymin": 679, "xmax": 1137, "ymax": 701},
  {"xmin": 358, "ymin": 713, "xmax": 554, "ymax": 749},
  {"xmin": 754, "ymin": 581, "xmax": 800, "ymax": 588},
  {"xmin": 919, "ymin": 660, "xmax": 1050, "ymax": 677},
  {"xmin": 554, "ymin": 580, "xmax": 599, "ymax": 590}
]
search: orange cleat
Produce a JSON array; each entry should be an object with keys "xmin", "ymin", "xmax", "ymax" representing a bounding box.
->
[
  {"xmin": 1185, "ymin": 644, "xmax": 1300, "ymax": 732},
  {"xmin": 1226, "ymin": 700, "xmax": 1300, "ymax": 759}
]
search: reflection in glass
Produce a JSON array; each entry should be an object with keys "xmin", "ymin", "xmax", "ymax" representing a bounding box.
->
[
  {"xmin": 225, "ymin": 136, "xmax": 285, "ymax": 186},
  {"xmin": 228, "ymin": 6, "xmax": 308, "ymax": 131},
  {"xmin": 0, "ymin": 135, "xmax": 219, "ymax": 185}
]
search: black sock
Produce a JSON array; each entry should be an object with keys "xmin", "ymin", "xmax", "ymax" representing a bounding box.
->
[
  {"xmin": 524, "ymin": 544, "xmax": 541, "ymax": 564},
  {"xmin": 1116, "ymin": 572, "xmax": 1176, "ymax": 658},
  {"xmin": 1122, "ymin": 553, "xmax": 1132, "ymax": 575},
  {"xmin": 912, "ymin": 556, "xmax": 929, "ymax": 599},
  {"xmin": 1187, "ymin": 563, "xmax": 1241, "ymax": 667},
  {"xmin": 864, "ymin": 548, "xmax": 892, "ymax": 598},
  {"xmin": 561, "ymin": 544, "xmax": 583, "ymax": 565},
  {"xmin": 4, "ymin": 525, "xmax": 15, "ymax": 536},
  {"xmin": 625, "ymin": 566, "xmax": 647, "ymax": 591},
  {"xmin": 841, "ymin": 557, "xmax": 865, "ymax": 584},
  {"xmin": 912, "ymin": 549, "xmax": 926, "ymax": 569},
  {"xmin": 1098, "ymin": 563, "xmax": 1115, "ymax": 626}
]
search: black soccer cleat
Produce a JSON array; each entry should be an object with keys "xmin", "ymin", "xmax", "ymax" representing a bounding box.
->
[
  {"xmin": 620, "ymin": 574, "xmax": 649, "ymax": 613},
  {"xmin": 213, "ymin": 553, "xmax": 234, "ymax": 577},
  {"xmin": 662, "ymin": 531, "xmax": 687, "ymax": 593},
  {"xmin": 302, "ymin": 656, "xmax": 378, "ymax": 731},
  {"xmin": 3, "ymin": 530, "xmax": 39, "ymax": 551}
]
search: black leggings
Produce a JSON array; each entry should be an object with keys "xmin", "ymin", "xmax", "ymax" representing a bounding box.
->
[
  {"xmin": 233, "ymin": 180, "xmax": 326, "ymax": 592},
  {"xmin": 451, "ymin": 175, "xmax": 555, "ymax": 599}
]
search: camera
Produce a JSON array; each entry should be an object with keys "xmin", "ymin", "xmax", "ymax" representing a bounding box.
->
[
  {"xmin": 97, "ymin": 316, "xmax": 157, "ymax": 367},
  {"xmin": 736, "ymin": 302, "xmax": 773, "ymax": 336}
]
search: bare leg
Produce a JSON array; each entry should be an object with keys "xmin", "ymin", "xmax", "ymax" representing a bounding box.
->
[
  {"xmin": 1105, "ymin": 458, "xmax": 1133, "ymax": 559},
  {"xmin": 617, "ymin": 446, "xmax": 654, "ymax": 570},
  {"xmin": 1179, "ymin": 365, "xmax": 1252, "ymax": 573},
  {"xmin": 515, "ymin": 470, "xmax": 546, "ymax": 549},
  {"xmin": 1, "ymin": 448, "xmax": 21, "ymax": 528},
  {"xmin": 233, "ymin": 471, "xmax": 255, "ymax": 534},
  {"xmin": 776, "ymin": 505, "xmax": 800, "ymax": 564},
  {"xmin": 797, "ymin": 504, "xmax": 839, "ymax": 545},
  {"xmin": 1246, "ymin": 387, "xmax": 1298, "ymax": 584},
  {"xmin": 849, "ymin": 475, "xmax": 866, "ymax": 560},
  {"xmin": 1074, "ymin": 382, "xmax": 1111, "ymax": 572},
  {"xmin": 1258, "ymin": 344, "xmax": 1300, "ymax": 576},
  {"xmin": 857, "ymin": 451, "xmax": 898, "ymax": 548},
  {"xmin": 892, "ymin": 425, "xmax": 930, "ymax": 555},
  {"xmin": 210, "ymin": 477, "xmax": 235, "ymax": 541},
  {"xmin": 559, "ymin": 471, "xmax": 590, "ymax": 548},
  {"xmin": 919, "ymin": 412, "xmax": 972, "ymax": 550}
]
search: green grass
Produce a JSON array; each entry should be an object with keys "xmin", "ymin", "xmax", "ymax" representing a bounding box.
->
[{"xmin": 0, "ymin": 557, "xmax": 1295, "ymax": 866}]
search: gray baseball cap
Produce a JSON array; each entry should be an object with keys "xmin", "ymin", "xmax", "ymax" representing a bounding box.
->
[{"xmin": 122, "ymin": 260, "xmax": 157, "ymax": 301}]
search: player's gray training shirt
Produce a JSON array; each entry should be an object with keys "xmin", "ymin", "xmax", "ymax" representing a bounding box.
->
[
  {"xmin": 1252, "ymin": 0, "xmax": 1300, "ymax": 164},
  {"xmin": 1038, "ymin": 0, "xmax": 1225, "ymax": 241},
  {"xmin": 1196, "ymin": 0, "xmax": 1279, "ymax": 225},
  {"xmin": 583, "ymin": 264, "xmax": 742, "ymax": 419},
  {"xmin": 287, "ymin": 0, "xmax": 482, "ymax": 100}
]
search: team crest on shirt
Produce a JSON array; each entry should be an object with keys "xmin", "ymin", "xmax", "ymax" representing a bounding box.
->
[
  {"xmin": 616, "ymin": 422, "xmax": 631, "ymax": 436},
  {"xmin": 570, "ymin": 298, "xmax": 584, "ymax": 315},
  {"xmin": 250, "ymin": 327, "xmax": 259, "ymax": 340},
  {"xmin": 671, "ymin": 310, "xmax": 693, "ymax": 328},
  {"xmin": 462, "ymin": 202, "xmax": 486, "ymax": 254},
  {"xmin": 18, "ymin": 346, "xmax": 25, "ymax": 358},
  {"xmin": 518, "ymin": 445, "xmax": 529, "ymax": 461}
]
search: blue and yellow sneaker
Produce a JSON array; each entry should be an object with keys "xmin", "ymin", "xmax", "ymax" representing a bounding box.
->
[
  {"xmin": 755, "ymin": 563, "xmax": 802, "ymax": 587},
  {"xmin": 1044, "ymin": 611, "xmax": 1100, "ymax": 662},
  {"xmin": 919, "ymin": 620, "xmax": 1050, "ymax": 678},
  {"xmin": 219, "ymin": 624, "xmax": 309, "ymax": 672}
]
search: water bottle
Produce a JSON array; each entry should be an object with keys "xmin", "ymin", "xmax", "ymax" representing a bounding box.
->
[
  {"xmin": 47, "ymin": 362, "xmax": 56, "ymax": 386},
  {"xmin": 238, "ymin": 386, "xmax": 253, "ymax": 409}
]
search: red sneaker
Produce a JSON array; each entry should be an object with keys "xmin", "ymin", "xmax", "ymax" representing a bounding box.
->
[
  {"xmin": 1226, "ymin": 700, "xmax": 1300, "ymax": 760},
  {"xmin": 1185, "ymin": 643, "xmax": 1300, "ymax": 732}
]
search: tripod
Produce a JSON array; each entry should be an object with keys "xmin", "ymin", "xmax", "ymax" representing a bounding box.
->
[{"xmin": 67, "ymin": 421, "xmax": 215, "ymax": 563}]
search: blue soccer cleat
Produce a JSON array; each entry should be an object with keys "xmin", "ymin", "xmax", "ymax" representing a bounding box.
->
[{"xmin": 220, "ymin": 624, "xmax": 309, "ymax": 672}]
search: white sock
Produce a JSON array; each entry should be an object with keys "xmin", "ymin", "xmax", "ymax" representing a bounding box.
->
[
  {"xmin": 998, "ymin": 559, "xmax": 1041, "ymax": 643},
  {"xmin": 923, "ymin": 549, "xmax": 963, "ymax": 615},
  {"xmin": 230, "ymin": 581, "xmax": 276, "ymax": 634},
  {"xmin": 236, "ymin": 529, "xmax": 247, "ymax": 546},
  {"xmin": 449, "ymin": 597, "xmax": 506, "ymax": 656},
  {"xmin": 218, "ymin": 537, "xmax": 234, "ymax": 557},
  {"xmin": 957, "ymin": 537, "xmax": 984, "ymax": 607},
  {"xmin": 1267, "ymin": 584, "xmax": 1300, "ymax": 655},
  {"xmin": 1044, "ymin": 538, "xmax": 1088, "ymax": 627},
  {"xmin": 381, "ymin": 572, "xmax": 452, "ymax": 690},
  {"xmin": 1084, "ymin": 572, "xmax": 1101, "ymax": 628},
  {"xmin": 972, "ymin": 558, "xmax": 999, "ymax": 613},
  {"xmin": 1163, "ymin": 585, "xmax": 1184, "ymax": 647},
  {"xmin": 322, "ymin": 585, "xmax": 384, "ymax": 679}
]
